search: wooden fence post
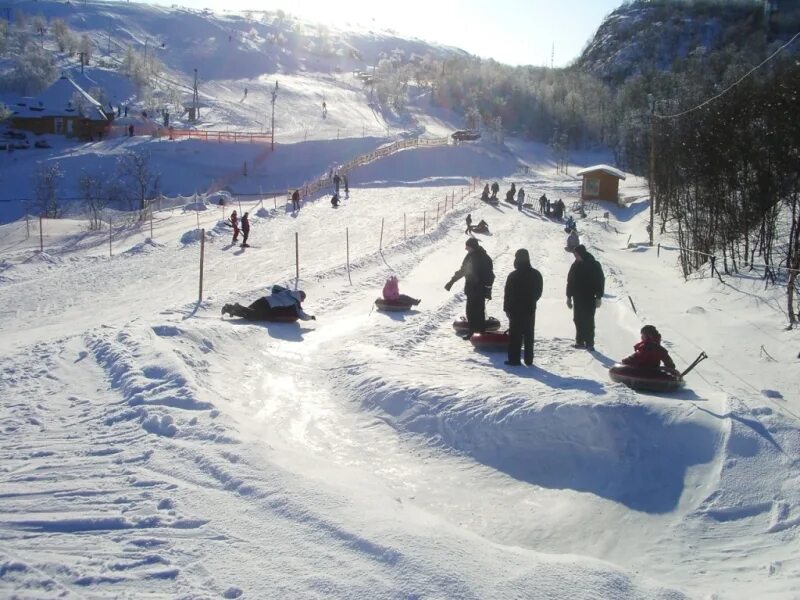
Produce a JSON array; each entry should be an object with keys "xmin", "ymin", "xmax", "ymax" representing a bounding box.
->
[
  {"xmin": 379, "ymin": 217, "xmax": 384, "ymax": 250},
  {"xmin": 346, "ymin": 227, "xmax": 351, "ymax": 285},
  {"xmin": 198, "ymin": 229, "xmax": 205, "ymax": 302},
  {"xmin": 436, "ymin": 203, "xmax": 440, "ymax": 224}
]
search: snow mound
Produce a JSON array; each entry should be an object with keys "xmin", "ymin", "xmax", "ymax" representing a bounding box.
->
[
  {"xmin": 123, "ymin": 238, "xmax": 165, "ymax": 256},
  {"xmin": 180, "ymin": 229, "xmax": 206, "ymax": 245},
  {"xmin": 183, "ymin": 200, "xmax": 209, "ymax": 212},
  {"xmin": 142, "ymin": 412, "xmax": 178, "ymax": 437}
]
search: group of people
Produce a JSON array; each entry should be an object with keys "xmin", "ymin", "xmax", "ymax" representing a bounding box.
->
[
  {"xmin": 228, "ymin": 210, "xmax": 251, "ymax": 247},
  {"xmin": 442, "ymin": 236, "xmax": 608, "ymax": 364},
  {"xmin": 539, "ymin": 194, "xmax": 566, "ymax": 219}
]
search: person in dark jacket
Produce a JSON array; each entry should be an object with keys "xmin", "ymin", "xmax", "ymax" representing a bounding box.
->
[
  {"xmin": 490, "ymin": 181, "xmax": 500, "ymax": 199},
  {"xmin": 465, "ymin": 213, "xmax": 473, "ymax": 234},
  {"xmin": 503, "ymin": 248, "xmax": 543, "ymax": 366},
  {"xmin": 221, "ymin": 285, "xmax": 316, "ymax": 321},
  {"xmin": 622, "ymin": 325, "xmax": 676, "ymax": 369},
  {"xmin": 333, "ymin": 173, "xmax": 341, "ymax": 194},
  {"xmin": 481, "ymin": 184, "xmax": 490, "ymax": 200},
  {"xmin": 505, "ymin": 183, "xmax": 516, "ymax": 203},
  {"xmin": 240, "ymin": 212, "xmax": 250, "ymax": 247},
  {"xmin": 445, "ymin": 237, "xmax": 495, "ymax": 339},
  {"xmin": 566, "ymin": 244, "xmax": 605, "ymax": 350},
  {"xmin": 291, "ymin": 189, "xmax": 301, "ymax": 212}
]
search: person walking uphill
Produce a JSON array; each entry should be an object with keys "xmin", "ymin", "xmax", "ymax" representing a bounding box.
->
[
  {"xmin": 503, "ymin": 248, "xmax": 543, "ymax": 366},
  {"xmin": 566, "ymin": 244, "xmax": 605, "ymax": 351},
  {"xmin": 445, "ymin": 238, "xmax": 495, "ymax": 340}
]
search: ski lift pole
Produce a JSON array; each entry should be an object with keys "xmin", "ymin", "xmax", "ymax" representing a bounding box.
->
[{"xmin": 680, "ymin": 351, "xmax": 708, "ymax": 378}]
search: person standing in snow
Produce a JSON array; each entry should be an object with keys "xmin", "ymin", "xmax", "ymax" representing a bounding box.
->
[
  {"xmin": 505, "ymin": 183, "xmax": 516, "ymax": 203},
  {"xmin": 503, "ymin": 248, "xmax": 543, "ymax": 366},
  {"xmin": 491, "ymin": 181, "xmax": 500, "ymax": 199},
  {"xmin": 221, "ymin": 285, "xmax": 316, "ymax": 321},
  {"xmin": 343, "ymin": 174, "xmax": 349, "ymax": 197},
  {"xmin": 333, "ymin": 172, "xmax": 341, "ymax": 195},
  {"xmin": 539, "ymin": 193, "xmax": 548, "ymax": 213},
  {"xmin": 465, "ymin": 213, "xmax": 473, "ymax": 234},
  {"xmin": 291, "ymin": 189, "xmax": 301, "ymax": 212},
  {"xmin": 230, "ymin": 210, "xmax": 240, "ymax": 244},
  {"xmin": 444, "ymin": 238, "xmax": 495, "ymax": 340},
  {"xmin": 566, "ymin": 244, "xmax": 605, "ymax": 351},
  {"xmin": 240, "ymin": 212, "xmax": 250, "ymax": 247},
  {"xmin": 517, "ymin": 187, "xmax": 525, "ymax": 211}
]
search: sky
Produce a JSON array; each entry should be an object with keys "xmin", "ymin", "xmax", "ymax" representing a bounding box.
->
[{"xmin": 142, "ymin": 0, "xmax": 624, "ymax": 67}]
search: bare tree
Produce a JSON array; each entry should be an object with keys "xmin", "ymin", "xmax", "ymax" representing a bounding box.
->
[
  {"xmin": 34, "ymin": 162, "xmax": 63, "ymax": 218},
  {"xmin": 117, "ymin": 151, "xmax": 160, "ymax": 214},
  {"xmin": 78, "ymin": 170, "xmax": 107, "ymax": 230}
]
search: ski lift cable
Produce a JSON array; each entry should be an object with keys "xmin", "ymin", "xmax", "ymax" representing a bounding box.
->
[{"xmin": 655, "ymin": 29, "xmax": 800, "ymax": 120}]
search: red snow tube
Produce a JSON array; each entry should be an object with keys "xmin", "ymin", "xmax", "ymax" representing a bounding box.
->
[
  {"xmin": 452, "ymin": 317, "xmax": 501, "ymax": 333},
  {"xmin": 265, "ymin": 306, "xmax": 299, "ymax": 322},
  {"xmin": 608, "ymin": 364, "xmax": 685, "ymax": 392},
  {"xmin": 470, "ymin": 331, "xmax": 509, "ymax": 352},
  {"xmin": 375, "ymin": 298, "xmax": 414, "ymax": 312}
]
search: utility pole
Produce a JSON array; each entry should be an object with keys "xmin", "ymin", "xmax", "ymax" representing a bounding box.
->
[
  {"xmin": 192, "ymin": 68, "xmax": 199, "ymax": 121},
  {"xmin": 270, "ymin": 80, "xmax": 278, "ymax": 151}
]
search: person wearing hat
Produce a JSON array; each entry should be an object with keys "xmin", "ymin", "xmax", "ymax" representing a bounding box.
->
[
  {"xmin": 221, "ymin": 285, "xmax": 316, "ymax": 321},
  {"xmin": 503, "ymin": 248, "xmax": 543, "ymax": 366},
  {"xmin": 566, "ymin": 244, "xmax": 605, "ymax": 350},
  {"xmin": 621, "ymin": 325, "xmax": 676, "ymax": 370},
  {"xmin": 445, "ymin": 237, "xmax": 495, "ymax": 339}
]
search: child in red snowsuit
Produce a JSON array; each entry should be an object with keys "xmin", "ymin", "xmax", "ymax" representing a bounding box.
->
[{"xmin": 622, "ymin": 325, "xmax": 676, "ymax": 370}]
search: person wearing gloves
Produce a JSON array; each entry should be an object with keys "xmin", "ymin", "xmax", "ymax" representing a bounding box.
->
[
  {"xmin": 221, "ymin": 285, "xmax": 316, "ymax": 321},
  {"xmin": 566, "ymin": 244, "xmax": 605, "ymax": 350},
  {"xmin": 503, "ymin": 248, "xmax": 543, "ymax": 366},
  {"xmin": 622, "ymin": 325, "xmax": 676, "ymax": 370},
  {"xmin": 445, "ymin": 237, "xmax": 495, "ymax": 340}
]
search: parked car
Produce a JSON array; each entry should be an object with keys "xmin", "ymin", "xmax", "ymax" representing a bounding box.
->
[{"xmin": 451, "ymin": 129, "xmax": 480, "ymax": 141}]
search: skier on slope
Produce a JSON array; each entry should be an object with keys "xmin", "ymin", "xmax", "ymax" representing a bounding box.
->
[{"xmin": 221, "ymin": 285, "xmax": 316, "ymax": 321}]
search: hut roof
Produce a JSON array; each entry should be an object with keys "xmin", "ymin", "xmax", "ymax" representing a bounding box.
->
[{"xmin": 575, "ymin": 164, "xmax": 626, "ymax": 180}]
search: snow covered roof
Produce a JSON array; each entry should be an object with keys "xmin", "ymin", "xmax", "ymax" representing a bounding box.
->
[
  {"xmin": 575, "ymin": 164, "xmax": 627, "ymax": 180},
  {"xmin": 12, "ymin": 75, "xmax": 109, "ymax": 121}
]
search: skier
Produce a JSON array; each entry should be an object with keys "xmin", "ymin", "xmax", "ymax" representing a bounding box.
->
[
  {"xmin": 517, "ymin": 187, "xmax": 525, "ymax": 211},
  {"xmin": 621, "ymin": 325, "xmax": 676, "ymax": 370},
  {"xmin": 566, "ymin": 244, "xmax": 605, "ymax": 351},
  {"xmin": 230, "ymin": 210, "xmax": 240, "ymax": 244},
  {"xmin": 465, "ymin": 213, "xmax": 473, "ymax": 234},
  {"xmin": 444, "ymin": 237, "xmax": 495, "ymax": 340},
  {"xmin": 503, "ymin": 248, "xmax": 543, "ymax": 366},
  {"xmin": 240, "ymin": 212, "xmax": 250, "ymax": 247},
  {"xmin": 331, "ymin": 193, "xmax": 340, "ymax": 207},
  {"xmin": 382, "ymin": 275, "xmax": 420, "ymax": 306},
  {"xmin": 291, "ymin": 189, "xmax": 301, "ymax": 212},
  {"xmin": 221, "ymin": 285, "xmax": 316, "ymax": 321},
  {"xmin": 333, "ymin": 172, "xmax": 341, "ymax": 194},
  {"xmin": 490, "ymin": 181, "xmax": 500, "ymax": 199}
]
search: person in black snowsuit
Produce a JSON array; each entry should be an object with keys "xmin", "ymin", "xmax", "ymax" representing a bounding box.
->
[
  {"xmin": 566, "ymin": 244, "xmax": 605, "ymax": 350},
  {"xmin": 503, "ymin": 248, "xmax": 543, "ymax": 366},
  {"xmin": 291, "ymin": 189, "xmax": 301, "ymax": 212},
  {"xmin": 444, "ymin": 237, "xmax": 495, "ymax": 339},
  {"xmin": 465, "ymin": 213, "xmax": 473, "ymax": 234},
  {"xmin": 333, "ymin": 173, "xmax": 341, "ymax": 194},
  {"xmin": 539, "ymin": 193, "xmax": 548, "ymax": 213},
  {"xmin": 240, "ymin": 212, "xmax": 250, "ymax": 247},
  {"xmin": 505, "ymin": 183, "xmax": 516, "ymax": 203},
  {"xmin": 490, "ymin": 181, "xmax": 500, "ymax": 199},
  {"xmin": 221, "ymin": 285, "xmax": 316, "ymax": 321}
]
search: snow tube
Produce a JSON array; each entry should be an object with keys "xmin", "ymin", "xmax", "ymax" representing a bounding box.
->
[
  {"xmin": 264, "ymin": 306, "xmax": 299, "ymax": 322},
  {"xmin": 375, "ymin": 298, "xmax": 414, "ymax": 312},
  {"xmin": 608, "ymin": 364, "xmax": 685, "ymax": 392},
  {"xmin": 470, "ymin": 331, "xmax": 509, "ymax": 352},
  {"xmin": 452, "ymin": 317, "xmax": 501, "ymax": 333},
  {"xmin": 472, "ymin": 224, "xmax": 489, "ymax": 234}
]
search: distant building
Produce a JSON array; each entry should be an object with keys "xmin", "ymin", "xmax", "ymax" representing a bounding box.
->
[
  {"xmin": 575, "ymin": 164, "xmax": 626, "ymax": 203},
  {"xmin": 8, "ymin": 75, "xmax": 113, "ymax": 140}
]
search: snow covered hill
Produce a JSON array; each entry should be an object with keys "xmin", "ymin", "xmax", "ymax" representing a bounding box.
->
[{"xmin": 1, "ymin": 2, "xmax": 799, "ymax": 598}]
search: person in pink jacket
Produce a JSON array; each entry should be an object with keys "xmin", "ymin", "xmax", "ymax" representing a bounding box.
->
[{"xmin": 382, "ymin": 275, "xmax": 421, "ymax": 305}]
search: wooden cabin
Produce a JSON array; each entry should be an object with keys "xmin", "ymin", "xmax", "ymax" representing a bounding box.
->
[{"xmin": 575, "ymin": 164, "xmax": 626, "ymax": 203}]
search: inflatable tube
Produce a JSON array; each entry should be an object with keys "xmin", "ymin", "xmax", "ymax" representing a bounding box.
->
[
  {"xmin": 375, "ymin": 298, "xmax": 414, "ymax": 312},
  {"xmin": 452, "ymin": 317, "xmax": 501, "ymax": 333},
  {"xmin": 470, "ymin": 331, "xmax": 509, "ymax": 352},
  {"xmin": 608, "ymin": 364, "xmax": 685, "ymax": 392},
  {"xmin": 472, "ymin": 225, "xmax": 489, "ymax": 234}
]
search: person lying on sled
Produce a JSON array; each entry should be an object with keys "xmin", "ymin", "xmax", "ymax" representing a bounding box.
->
[{"xmin": 221, "ymin": 285, "xmax": 316, "ymax": 321}]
